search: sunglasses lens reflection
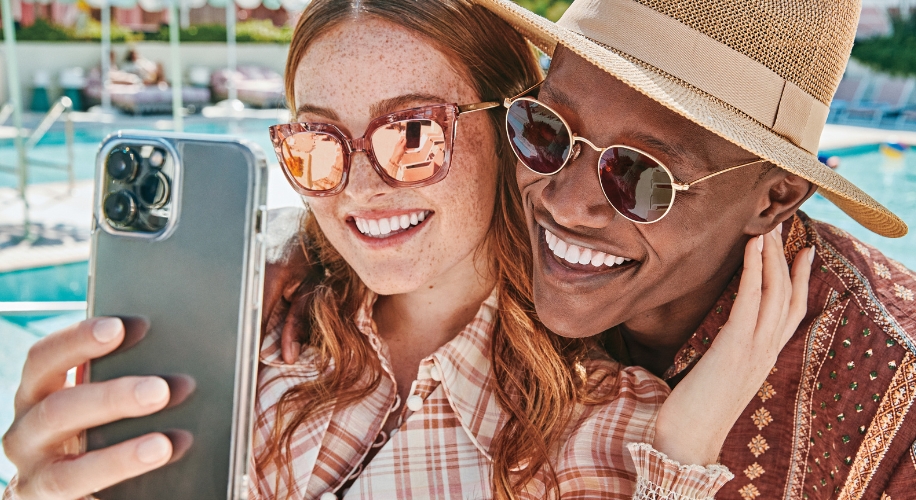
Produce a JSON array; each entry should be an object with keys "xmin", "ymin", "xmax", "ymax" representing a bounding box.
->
[
  {"xmin": 506, "ymin": 100, "xmax": 571, "ymax": 174},
  {"xmin": 371, "ymin": 119, "xmax": 446, "ymax": 183},
  {"xmin": 599, "ymin": 147, "xmax": 674, "ymax": 223},
  {"xmin": 279, "ymin": 132, "xmax": 345, "ymax": 191}
]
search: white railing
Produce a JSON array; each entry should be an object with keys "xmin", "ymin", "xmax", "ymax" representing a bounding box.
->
[{"xmin": 0, "ymin": 301, "xmax": 87, "ymax": 315}]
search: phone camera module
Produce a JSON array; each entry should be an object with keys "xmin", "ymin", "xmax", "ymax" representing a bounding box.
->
[
  {"xmin": 103, "ymin": 190, "xmax": 139, "ymax": 226},
  {"xmin": 107, "ymin": 148, "xmax": 140, "ymax": 182},
  {"xmin": 138, "ymin": 171, "xmax": 171, "ymax": 208}
]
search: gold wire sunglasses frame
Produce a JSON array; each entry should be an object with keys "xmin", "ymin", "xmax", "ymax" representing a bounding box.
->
[{"xmin": 503, "ymin": 81, "xmax": 766, "ymax": 223}]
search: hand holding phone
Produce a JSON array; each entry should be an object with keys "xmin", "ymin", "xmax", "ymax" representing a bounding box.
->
[{"xmin": 1, "ymin": 317, "xmax": 174, "ymax": 500}]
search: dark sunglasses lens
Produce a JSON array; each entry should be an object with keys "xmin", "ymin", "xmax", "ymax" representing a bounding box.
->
[
  {"xmin": 371, "ymin": 119, "xmax": 446, "ymax": 183},
  {"xmin": 506, "ymin": 99, "xmax": 571, "ymax": 174},
  {"xmin": 278, "ymin": 132, "xmax": 345, "ymax": 191},
  {"xmin": 598, "ymin": 147, "xmax": 674, "ymax": 223}
]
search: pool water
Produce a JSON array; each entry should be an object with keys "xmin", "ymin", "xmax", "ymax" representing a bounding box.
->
[
  {"xmin": 801, "ymin": 145, "xmax": 916, "ymax": 270},
  {"xmin": 0, "ymin": 119, "xmax": 281, "ymax": 188}
]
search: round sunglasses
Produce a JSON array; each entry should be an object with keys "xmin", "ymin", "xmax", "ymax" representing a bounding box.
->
[
  {"xmin": 504, "ymin": 82, "xmax": 765, "ymax": 224},
  {"xmin": 269, "ymin": 101, "xmax": 498, "ymax": 196}
]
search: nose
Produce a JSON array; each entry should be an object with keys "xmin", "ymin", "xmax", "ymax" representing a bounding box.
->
[
  {"xmin": 539, "ymin": 146, "xmax": 614, "ymax": 230},
  {"xmin": 343, "ymin": 149, "xmax": 393, "ymax": 203}
]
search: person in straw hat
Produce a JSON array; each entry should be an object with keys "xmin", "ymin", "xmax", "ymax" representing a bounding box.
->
[{"xmin": 471, "ymin": 0, "xmax": 916, "ymax": 498}]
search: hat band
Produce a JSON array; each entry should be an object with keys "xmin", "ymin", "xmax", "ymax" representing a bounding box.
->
[{"xmin": 557, "ymin": 0, "xmax": 829, "ymax": 154}]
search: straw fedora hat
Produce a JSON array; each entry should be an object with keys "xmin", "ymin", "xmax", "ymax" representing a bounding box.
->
[{"xmin": 475, "ymin": 0, "xmax": 908, "ymax": 238}]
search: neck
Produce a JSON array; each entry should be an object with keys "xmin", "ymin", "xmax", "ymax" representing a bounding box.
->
[
  {"xmin": 619, "ymin": 247, "xmax": 745, "ymax": 378},
  {"xmin": 373, "ymin": 245, "xmax": 496, "ymax": 359}
]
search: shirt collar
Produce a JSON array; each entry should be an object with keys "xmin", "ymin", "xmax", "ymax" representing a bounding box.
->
[{"xmin": 354, "ymin": 289, "xmax": 505, "ymax": 459}]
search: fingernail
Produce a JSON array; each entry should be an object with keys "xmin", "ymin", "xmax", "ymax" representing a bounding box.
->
[
  {"xmin": 771, "ymin": 227, "xmax": 781, "ymax": 241},
  {"xmin": 291, "ymin": 341, "xmax": 301, "ymax": 357},
  {"xmin": 777, "ymin": 222, "xmax": 783, "ymax": 234},
  {"xmin": 92, "ymin": 318, "xmax": 122, "ymax": 343},
  {"xmin": 136, "ymin": 434, "xmax": 171, "ymax": 464},
  {"xmin": 135, "ymin": 377, "xmax": 169, "ymax": 406},
  {"xmin": 756, "ymin": 235, "xmax": 764, "ymax": 251},
  {"xmin": 808, "ymin": 247, "xmax": 816, "ymax": 263}
]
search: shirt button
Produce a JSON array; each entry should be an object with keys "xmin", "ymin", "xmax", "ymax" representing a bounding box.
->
[
  {"xmin": 429, "ymin": 365, "xmax": 442, "ymax": 381},
  {"xmin": 320, "ymin": 493, "xmax": 337, "ymax": 500},
  {"xmin": 406, "ymin": 394, "xmax": 423, "ymax": 411}
]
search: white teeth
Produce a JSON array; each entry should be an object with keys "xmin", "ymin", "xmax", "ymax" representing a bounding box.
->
[
  {"xmin": 554, "ymin": 239, "xmax": 568, "ymax": 259},
  {"xmin": 353, "ymin": 210, "xmax": 430, "ymax": 237},
  {"xmin": 545, "ymin": 228, "xmax": 633, "ymax": 269},
  {"xmin": 564, "ymin": 245, "xmax": 580, "ymax": 264}
]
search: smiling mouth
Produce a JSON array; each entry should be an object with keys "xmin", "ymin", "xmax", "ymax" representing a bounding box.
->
[
  {"xmin": 541, "ymin": 226, "xmax": 637, "ymax": 271},
  {"xmin": 351, "ymin": 210, "xmax": 431, "ymax": 239}
]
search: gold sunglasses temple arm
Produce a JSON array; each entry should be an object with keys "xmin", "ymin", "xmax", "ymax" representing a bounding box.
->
[
  {"xmin": 458, "ymin": 101, "xmax": 502, "ymax": 114},
  {"xmin": 681, "ymin": 159, "xmax": 768, "ymax": 190},
  {"xmin": 503, "ymin": 80, "xmax": 545, "ymax": 108}
]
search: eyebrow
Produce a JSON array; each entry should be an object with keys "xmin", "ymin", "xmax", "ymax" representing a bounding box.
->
[
  {"xmin": 626, "ymin": 131, "xmax": 692, "ymax": 165},
  {"xmin": 369, "ymin": 93, "xmax": 451, "ymax": 117},
  {"xmin": 295, "ymin": 93, "xmax": 451, "ymax": 124},
  {"xmin": 536, "ymin": 82, "xmax": 575, "ymax": 110},
  {"xmin": 295, "ymin": 103, "xmax": 340, "ymax": 121}
]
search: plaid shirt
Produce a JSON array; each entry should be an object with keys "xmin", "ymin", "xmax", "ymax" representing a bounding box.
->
[{"xmin": 249, "ymin": 291, "xmax": 733, "ymax": 499}]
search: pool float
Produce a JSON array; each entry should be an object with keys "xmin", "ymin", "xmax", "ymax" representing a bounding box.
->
[{"xmin": 879, "ymin": 142, "xmax": 907, "ymax": 159}]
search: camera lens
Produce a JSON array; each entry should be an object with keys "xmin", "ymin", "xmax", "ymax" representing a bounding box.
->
[
  {"xmin": 103, "ymin": 190, "xmax": 138, "ymax": 225},
  {"xmin": 138, "ymin": 171, "xmax": 170, "ymax": 208},
  {"xmin": 107, "ymin": 148, "xmax": 139, "ymax": 182}
]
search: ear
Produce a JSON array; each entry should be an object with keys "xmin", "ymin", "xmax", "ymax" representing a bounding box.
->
[{"xmin": 743, "ymin": 167, "xmax": 817, "ymax": 235}]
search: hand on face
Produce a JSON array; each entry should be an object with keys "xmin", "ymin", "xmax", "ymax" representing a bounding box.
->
[
  {"xmin": 652, "ymin": 225, "xmax": 814, "ymax": 466},
  {"xmin": 2, "ymin": 318, "xmax": 173, "ymax": 499}
]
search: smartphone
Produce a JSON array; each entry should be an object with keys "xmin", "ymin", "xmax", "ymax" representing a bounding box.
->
[
  {"xmin": 405, "ymin": 120, "xmax": 422, "ymax": 150},
  {"xmin": 84, "ymin": 131, "xmax": 267, "ymax": 500}
]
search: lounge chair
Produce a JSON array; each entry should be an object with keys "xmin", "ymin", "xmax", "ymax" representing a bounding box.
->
[
  {"xmin": 827, "ymin": 74, "xmax": 867, "ymax": 123},
  {"xmin": 839, "ymin": 75, "xmax": 915, "ymax": 126},
  {"xmin": 210, "ymin": 66, "xmax": 285, "ymax": 109},
  {"xmin": 84, "ymin": 68, "xmax": 211, "ymax": 115}
]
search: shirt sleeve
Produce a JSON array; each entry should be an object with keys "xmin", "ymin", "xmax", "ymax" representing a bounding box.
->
[{"xmin": 628, "ymin": 443, "xmax": 733, "ymax": 500}]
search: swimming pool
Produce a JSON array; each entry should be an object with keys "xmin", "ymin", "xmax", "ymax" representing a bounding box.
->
[{"xmin": 0, "ymin": 118, "xmax": 282, "ymax": 188}]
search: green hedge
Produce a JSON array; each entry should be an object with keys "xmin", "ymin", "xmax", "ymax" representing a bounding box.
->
[
  {"xmin": 1, "ymin": 19, "xmax": 290, "ymax": 43},
  {"xmin": 514, "ymin": 0, "xmax": 572, "ymax": 21},
  {"xmin": 851, "ymin": 13, "xmax": 916, "ymax": 77}
]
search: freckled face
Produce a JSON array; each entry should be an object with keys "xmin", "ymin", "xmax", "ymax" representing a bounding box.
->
[{"xmin": 295, "ymin": 19, "xmax": 498, "ymax": 295}]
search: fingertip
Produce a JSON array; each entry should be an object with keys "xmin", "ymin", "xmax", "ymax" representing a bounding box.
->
[
  {"xmin": 91, "ymin": 317, "xmax": 124, "ymax": 344},
  {"xmin": 808, "ymin": 246, "xmax": 816, "ymax": 264},
  {"xmin": 756, "ymin": 235, "xmax": 764, "ymax": 252},
  {"xmin": 136, "ymin": 433, "xmax": 172, "ymax": 465}
]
